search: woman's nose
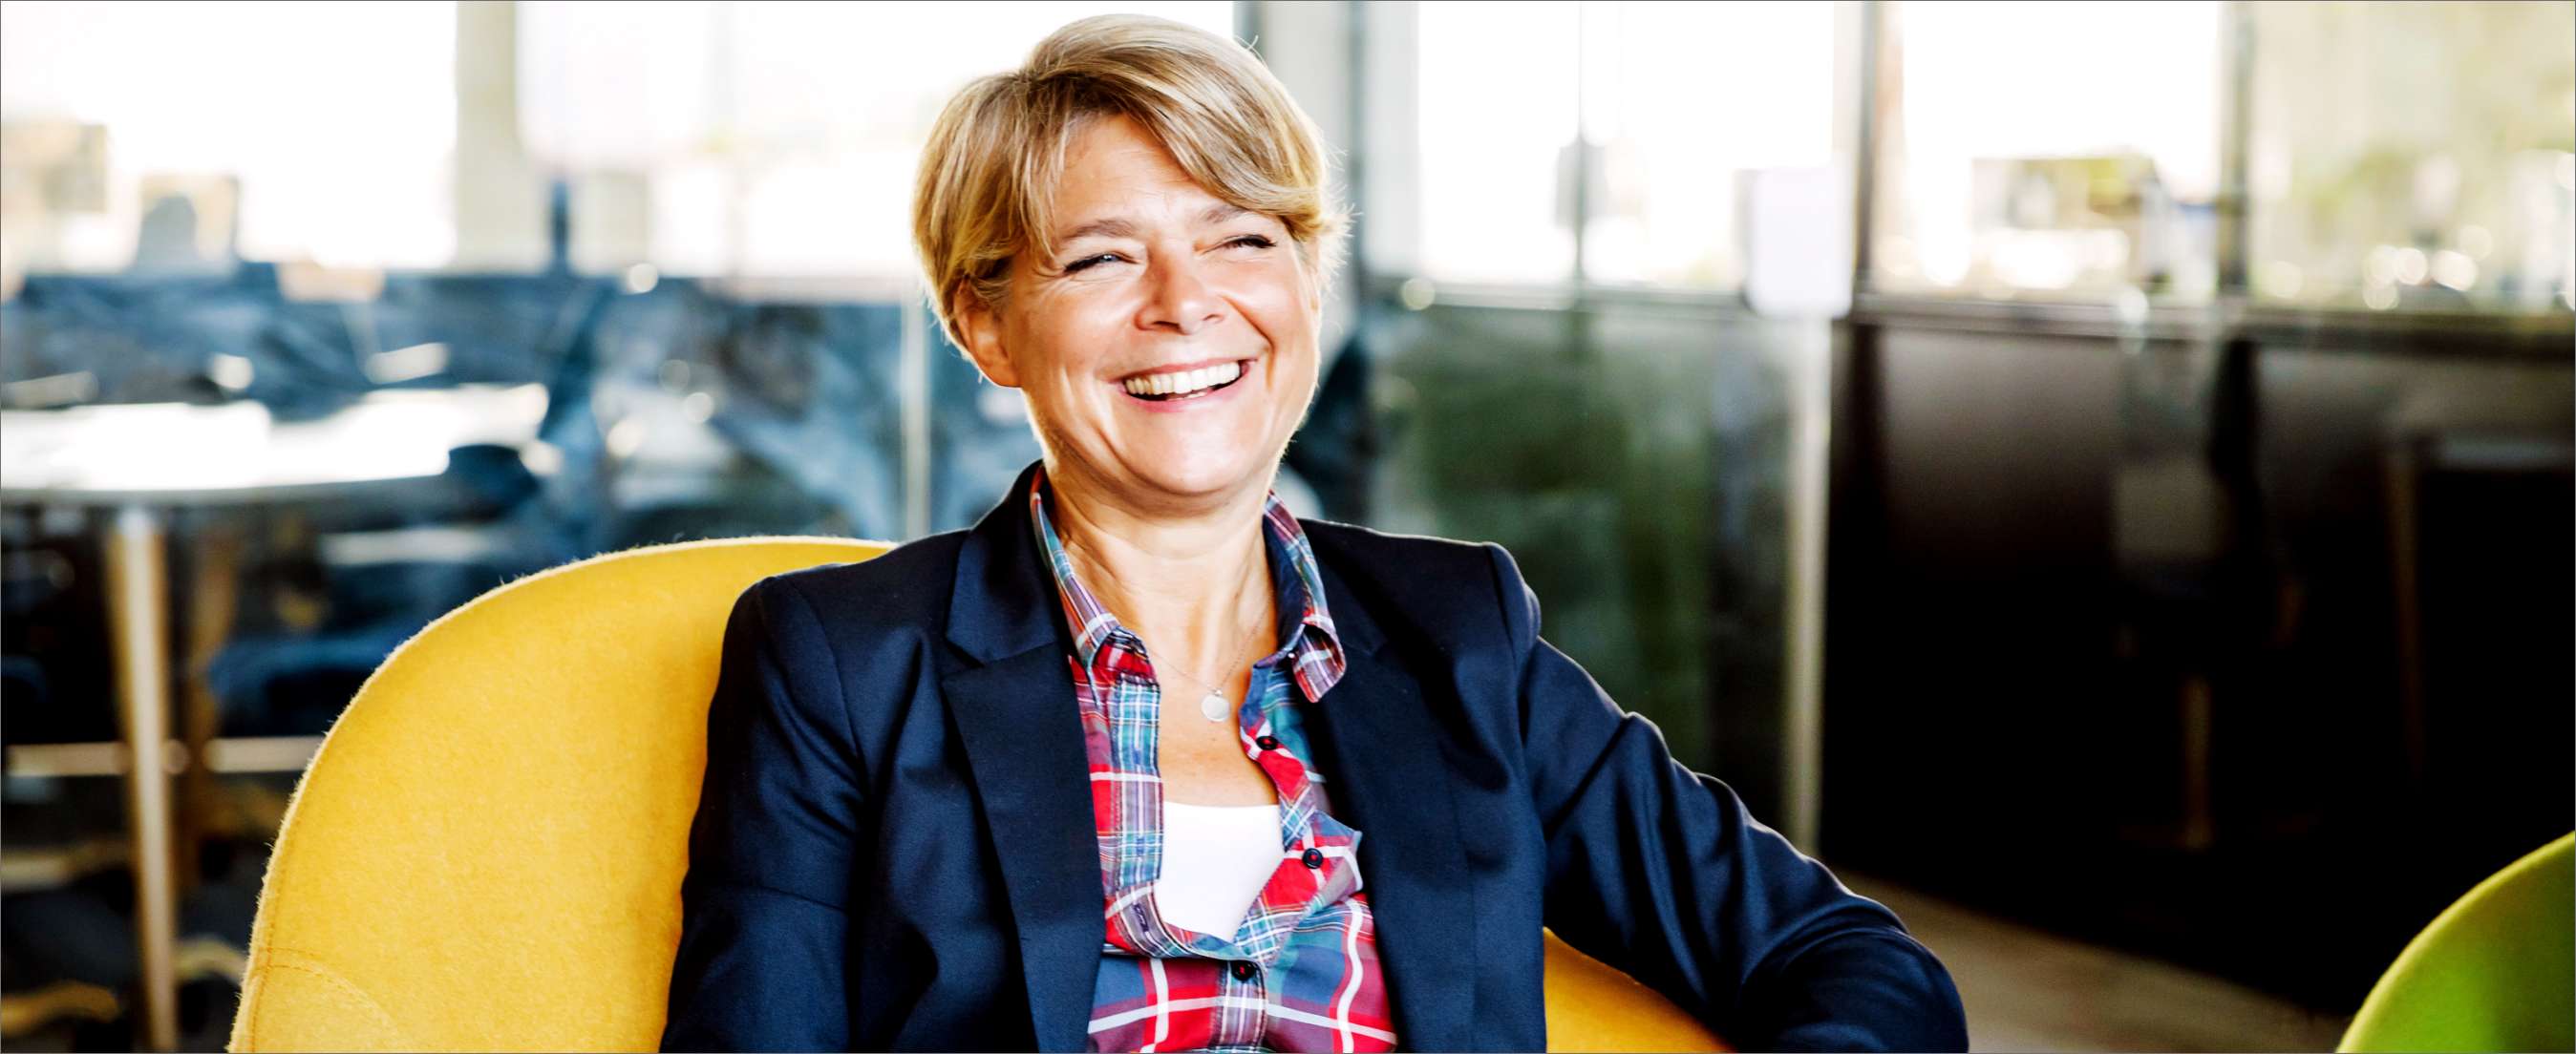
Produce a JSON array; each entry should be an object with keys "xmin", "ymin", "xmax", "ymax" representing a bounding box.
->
[{"xmin": 1139, "ymin": 252, "xmax": 1225, "ymax": 335}]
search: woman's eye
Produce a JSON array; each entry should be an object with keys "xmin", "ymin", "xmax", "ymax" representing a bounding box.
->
[{"xmin": 1061, "ymin": 253, "xmax": 1123, "ymax": 274}]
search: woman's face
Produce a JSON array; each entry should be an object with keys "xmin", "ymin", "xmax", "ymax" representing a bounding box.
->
[{"xmin": 956, "ymin": 114, "xmax": 1321, "ymax": 516}]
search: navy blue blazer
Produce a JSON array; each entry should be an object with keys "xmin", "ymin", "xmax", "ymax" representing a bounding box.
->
[{"xmin": 663, "ymin": 464, "xmax": 1967, "ymax": 1052}]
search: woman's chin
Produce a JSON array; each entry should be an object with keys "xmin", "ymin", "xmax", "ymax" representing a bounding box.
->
[{"xmin": 1117, "ymin": 449, "xmax": 1272, "ymax": 507}]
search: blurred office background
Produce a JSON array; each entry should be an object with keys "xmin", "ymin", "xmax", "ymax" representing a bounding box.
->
[{"xmin": 0, "ymin": 1, "xmax": 2567, "ymax": 1049}]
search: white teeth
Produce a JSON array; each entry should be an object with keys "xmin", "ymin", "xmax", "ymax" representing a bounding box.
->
[{"xmin": 1121, "ymin": 361, "xmax": 1243, "ymax": 398}]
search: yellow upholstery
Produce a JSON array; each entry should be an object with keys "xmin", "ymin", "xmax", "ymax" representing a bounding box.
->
[
  {"xmin": 229, "ymin": 537, "xmax": 894, "ymax": 1052},
  {"xmin": 230, "ymin": 537, "xmax": 1724, "ymax": 1052},
  {"xmin": 1542, "ymin": 931, "xmax": 1730, "ymax": 1052}
]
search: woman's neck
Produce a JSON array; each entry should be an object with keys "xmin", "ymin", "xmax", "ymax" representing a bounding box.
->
[{"xmin": 1045, "ymin": 462, "xmax": 1274, "ymax": 664}]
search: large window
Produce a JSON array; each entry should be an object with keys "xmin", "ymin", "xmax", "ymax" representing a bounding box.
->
[
  {"xmin": 1408, "ymin": 1, "xmax": 1583, "ymax": 285},
  {"xmin": 1868, "ymin": 1, "xmax": 2225, "ymax": 302},
  {"xmin": 1578, "ymin": 2, "xmax": 1836, "ymax": 289},
  {"xmin": 2246, "ymin": 1, "xmax": 2575, "ymax": 312},
  {"xmin": 520, "ymin": 1, "xmax": 1235, "ymax": 279},
  {"xmin": 0, "ymin": 1, "xmax": 458, "ymax": 272},
  {"xmin": 1393, "ymin": 0, "xmax": 1840, "ymax": 291},
  {"xmin": 0, "ymin": 2, "xmax": 1236, "ymax": 281}
]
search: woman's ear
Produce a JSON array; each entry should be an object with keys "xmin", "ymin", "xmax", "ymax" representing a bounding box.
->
[{"xmin": 952, "ymin": 285, "xmax": 1020, "ymax": 389}]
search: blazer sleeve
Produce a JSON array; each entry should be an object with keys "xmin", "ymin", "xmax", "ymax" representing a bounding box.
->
[
  {"xmin": 663, "ymin": 577, "xmax": 865, "ymax": 1051},
  {"xmin": 1495, "ymin": 546, "xmax": 1969, "ymax": 1052}
]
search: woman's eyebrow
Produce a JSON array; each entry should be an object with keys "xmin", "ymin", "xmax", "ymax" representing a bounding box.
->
[
  {"xmin": 1054, "ymin": 204, "xmax": 1256, "ymax": 246},
  {"xmin": 1055, "ymin": 217, "xmax": 1139, "ymax": 245}
]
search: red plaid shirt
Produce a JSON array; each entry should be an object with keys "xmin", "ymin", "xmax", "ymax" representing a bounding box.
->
[{"xmin": 1029, "ymin": 470, "xmax": 1397, "ymax": 1053}]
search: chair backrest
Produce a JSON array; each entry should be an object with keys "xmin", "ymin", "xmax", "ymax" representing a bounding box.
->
[
  {"xmin": 2339, "ymin": 833, "xmax": 2574, "ymax": 1053},
  {"xmin": 229, "ymin": 536, "xmax": 1724, "ymax": 1052},
  {"xmin": 229, "ymin": 537, "xmax": 892, "ymax": 1051}
]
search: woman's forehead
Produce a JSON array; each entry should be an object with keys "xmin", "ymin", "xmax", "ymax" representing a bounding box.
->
[{"xmin": 1049, "ymin": 118, "xmax": 1245, "ymax": 230}]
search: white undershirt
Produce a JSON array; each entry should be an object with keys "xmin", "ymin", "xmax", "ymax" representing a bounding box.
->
[{"xmin": 1157, "ymin": 801, "xmax": 1286, "ymax": 937}]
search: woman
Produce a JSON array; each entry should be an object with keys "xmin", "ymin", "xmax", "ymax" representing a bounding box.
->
[{"xmin": 663, "ymin": 14, "xmax": 1966, "ymax": 1053}]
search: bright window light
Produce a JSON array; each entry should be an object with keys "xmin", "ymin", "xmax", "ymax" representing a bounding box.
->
[
  {"xmin": 1, "ymin": 0, "xmax": 458, "ymax": 269},
  {"xmin": 518, "ymin": 1, "xmax": 1236, "ymax": 279}
]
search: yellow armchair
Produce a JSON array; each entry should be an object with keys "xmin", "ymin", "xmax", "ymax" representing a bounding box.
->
[{"xmin": 229, "ymin": 537, "xmax": 1723, "ymax": 1052}]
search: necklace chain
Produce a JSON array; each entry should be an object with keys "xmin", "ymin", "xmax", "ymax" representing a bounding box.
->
[
  {"xmin": 1156, "ymin": 622, "xmax": 1271, "ymax": 723},
  {"xmin": 1060, "ymin": 533, "xmax": 1271, "ymax": 722}
]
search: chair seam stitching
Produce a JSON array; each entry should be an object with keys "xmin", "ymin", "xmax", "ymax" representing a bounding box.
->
[{"xmin": 247, "ymin": 950, "xmax": 406, "ymax": 1047}]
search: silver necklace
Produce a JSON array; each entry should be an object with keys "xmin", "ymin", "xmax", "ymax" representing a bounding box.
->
[{"xmin": 1160, "ymin": 628, "xmax": 1270, "ymax": 723}]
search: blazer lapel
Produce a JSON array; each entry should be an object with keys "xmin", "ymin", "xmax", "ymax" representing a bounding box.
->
[
  {"xmin": 1301, "ymin": 570, "xmax": 1480, "ymax": 1050},
  {"xmin": 944, "ymin": 649, "xmax": 1101, "ymax": 1053},
  {"xmin": 941, "ymin": 465, "xmax": 1101, "ymax": 1052}
]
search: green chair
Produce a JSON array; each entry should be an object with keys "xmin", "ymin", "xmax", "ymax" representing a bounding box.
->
[{"xmin": 2340, "ymin": 833, "xmax": 2574, "ymax": 1053}]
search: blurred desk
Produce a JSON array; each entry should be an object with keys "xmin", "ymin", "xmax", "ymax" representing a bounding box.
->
[
  {"xmin": 1, "ymin": 384, "xmax": 548, "ymax": 503},
  {"xmin": 0, "ymin": 384, "xmax": 546, "ymax": 1050}
]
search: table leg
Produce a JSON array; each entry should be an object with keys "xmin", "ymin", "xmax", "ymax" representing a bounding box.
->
[
  {"xmin": 104, "ymin": 504, "xmax": 180, "ymax": 1051},
  {"xmin": 178, "ymin": 525, "xmax": 244, "ymax": 903}
]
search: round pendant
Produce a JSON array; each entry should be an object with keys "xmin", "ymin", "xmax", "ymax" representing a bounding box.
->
[{"xmin": 1200, "ymin": 689, "xmax": 1230, "ymax": 723}]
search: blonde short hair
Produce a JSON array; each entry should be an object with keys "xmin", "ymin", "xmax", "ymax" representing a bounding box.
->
[{"xmin": 911, "ymin": 13, "xmax": 1346, "ymax": 347}]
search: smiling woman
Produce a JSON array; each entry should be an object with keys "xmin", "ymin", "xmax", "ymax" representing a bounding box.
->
[
  {"xmin": 661, "ymin": 14, "xmax": 1969, "ymax": 1053},
  {"xmin": 949, "ymin": 114, "xmax": 1321, "ymax": 516},
  {"xmin": 914, "ymin": 14, "xmax": 1342, "ymax": 522}
]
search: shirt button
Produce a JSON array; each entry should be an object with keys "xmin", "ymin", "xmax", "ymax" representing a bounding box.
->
[
  {"xmin": 1301, "ymin": 848, "xmax": 1325, "ymax": 869},
  {"xmin": 1230, "ymin": 960, "xmax": 1258, "ymax": 981},
  {"xmin": 1255, "ymin": 735, "xmax": 1280, "ymax": 751}
]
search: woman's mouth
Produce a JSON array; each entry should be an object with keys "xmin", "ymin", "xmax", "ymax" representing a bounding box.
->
[{"xmin": 1119, "ymin": 360, "xmax": 1246, "ymax": 402}]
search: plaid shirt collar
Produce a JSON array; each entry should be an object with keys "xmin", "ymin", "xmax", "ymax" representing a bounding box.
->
[{"xmin": 1027, "ymin": 465, "xmax": 1347, "ymax": 703}]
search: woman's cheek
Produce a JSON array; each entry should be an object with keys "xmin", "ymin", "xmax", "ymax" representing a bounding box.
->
[{"xmin": 1031, "ymin": 300, "xmax": 1118, "ymax": 378}]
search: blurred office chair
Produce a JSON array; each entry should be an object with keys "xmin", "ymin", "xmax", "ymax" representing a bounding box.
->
[
  {"xmin": 2339, "ymin": 833, "xmax": 2574, "ymax": 1053},
  {"xmin": 701, "ymin": 302, "xmax": 907, "ymax": 537},
  {"xmin": 3, "ymin": 268, "xmax": 277, "ymax": 408},
  {"xmin": 226, "ymin": 537, "xmax": 1726, "ymax": 1052},
  {"xmin": 208, "ymin": 273, "xmax": 622, "ymax": 740}
]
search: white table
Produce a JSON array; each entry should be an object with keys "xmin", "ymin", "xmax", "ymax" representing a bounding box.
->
[{"xmin": 0, "ymin": 384, "xmax": 547, "ymax": 1049}]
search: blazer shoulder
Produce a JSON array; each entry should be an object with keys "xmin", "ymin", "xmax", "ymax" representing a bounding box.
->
[
  {"xmin": 1299, "ymin": 517, "xmax": 1525, "ymax": 650},
  {"xmin": 750, "ymin": 529, "xmax": 967, "ymax": 638},
  {"xmin": 1300, "ymin": 517, "xmax": 1499, "ymax": 577}
]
